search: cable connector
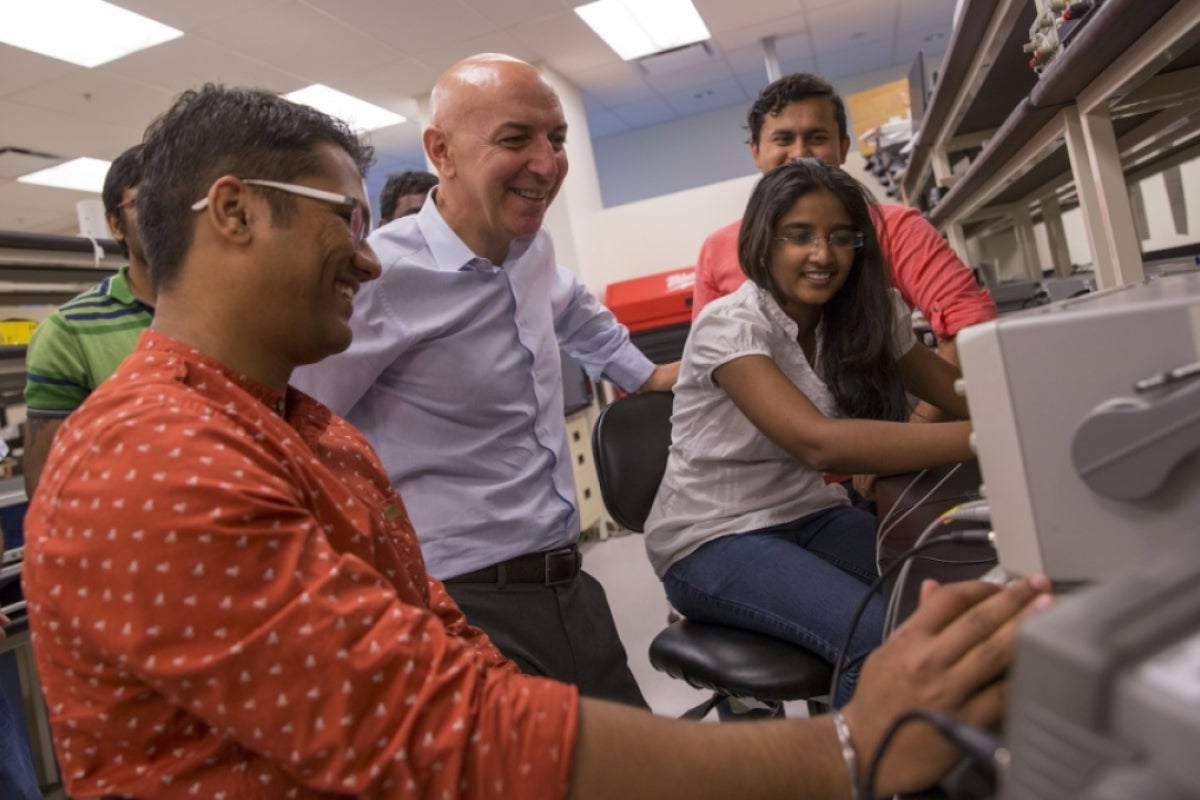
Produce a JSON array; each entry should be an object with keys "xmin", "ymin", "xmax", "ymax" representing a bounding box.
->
[{"xmin": 939, "ymin": 502, "xmax": 991, "ymax": 526}]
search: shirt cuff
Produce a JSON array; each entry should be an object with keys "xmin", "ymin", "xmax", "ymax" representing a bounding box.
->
[{"xmin": 600, "ymin": 345, "xmax": 656, "ymax": 393}]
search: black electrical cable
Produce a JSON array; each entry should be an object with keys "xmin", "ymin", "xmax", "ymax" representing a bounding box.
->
[
  {"xmin": 862, "ymin": 708, "xmax": 1005, "ymax": 799},
  {"xmin": 828, "ymin": 529, "xmax": 993, "ymax": 702}
]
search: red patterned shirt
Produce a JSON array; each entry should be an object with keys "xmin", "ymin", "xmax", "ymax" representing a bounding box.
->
[{"xmin": 23, "ymin": 330, "xmax": 578, "ymax": 799}]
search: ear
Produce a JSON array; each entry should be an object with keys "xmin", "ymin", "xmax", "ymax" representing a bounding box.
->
[
  {"xmin": 423, "ymin": 126, "xmax": 452, "ymax": 178},
  {"xmin": 749, "ymin": 140, "xmax": 768, "ymax": 173},
  {"xmin": 105, "ymin": 211, "xmax": 126, "ymax": 242},
  {"xmin": 838, "ymin": 136, "xmax": 851, "ymax": 164},
  {"xmin": 199, "ymin": 176, "xmax": 255, "ymax": 246}
]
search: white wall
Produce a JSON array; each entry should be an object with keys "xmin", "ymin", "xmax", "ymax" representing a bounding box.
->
[
  {"xmin": 571, "ymin": 173, "xmax": 757, "ymax": 294},
  {"xmin": 592, "ymin": 58, "xmax": 944, "ymax": 208},
  {"xmin": 567, "ymin": 150, "xmax": 881, "ymax": 295}
]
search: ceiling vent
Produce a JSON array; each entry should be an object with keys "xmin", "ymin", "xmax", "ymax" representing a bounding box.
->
[{"xmin": 636, "ymin": 41, "xmax": 715, "ymax": 75}]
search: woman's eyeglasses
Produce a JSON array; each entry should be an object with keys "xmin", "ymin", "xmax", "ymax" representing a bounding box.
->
[{"xmin": 774, "ymin": 230, "xmax": 864, "ymax": 250}]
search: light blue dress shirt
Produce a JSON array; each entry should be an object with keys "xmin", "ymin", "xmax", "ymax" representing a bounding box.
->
[{"xmin": 293, "ymin": 195, "xmax": 654, "ymax": 579}]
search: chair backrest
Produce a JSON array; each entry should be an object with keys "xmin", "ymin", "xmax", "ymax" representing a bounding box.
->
[{"xmin": 591, "ymin": 391, "xmax": 674, "ymax": 533}]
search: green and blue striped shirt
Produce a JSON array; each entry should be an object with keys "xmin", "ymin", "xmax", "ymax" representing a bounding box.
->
[{"xmin": 24, "ymin": 266, "xmax": 154, "ymax": 416}]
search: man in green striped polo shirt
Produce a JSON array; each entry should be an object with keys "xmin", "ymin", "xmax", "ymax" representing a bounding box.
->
[{"xmin": 23, "ymin": 145, "xmax": 155, "ymax": 496}]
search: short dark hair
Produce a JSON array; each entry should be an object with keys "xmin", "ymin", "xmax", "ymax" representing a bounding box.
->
[
  {"xmin": 138, "ymin": 84, "xmax": 375, "ymax": 291},
  {"xmin": 747, "ymin": 73, "xmax": 848, "ymax": 146},
  {"xmin": 102, "ymin": 145, "xmax": 143, "ymax": 258},
  {"xmin": 738, "ymin": 158, "xmax": 908, "ymax": 422},
  {"xmin": 379, "ymin": 170, "xmax": 438, "ymax": 221}
]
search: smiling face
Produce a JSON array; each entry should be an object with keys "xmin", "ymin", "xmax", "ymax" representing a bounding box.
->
[
  {"xmin": 257, "ymin": 142, "xmax": 382, "ymax": 369},
  {"xmin": 750, "ymin": 97, "xmax": 851, "ymax": 173},
  {"xmin": 427, "ymin": 57, "xmax": 568, "ymax": 264},
  {"xmin": 767, "ymin": 189, "xmax": 858, "ymax": 327}
]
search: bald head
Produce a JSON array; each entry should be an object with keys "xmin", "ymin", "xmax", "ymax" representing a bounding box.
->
[
  {"xmin": 430, "ymin": 53, "xmax": 557, "ymax": 131},
  {"xmin": 423, "ymin": 53, "xmax": 568, "ymax": 265}
]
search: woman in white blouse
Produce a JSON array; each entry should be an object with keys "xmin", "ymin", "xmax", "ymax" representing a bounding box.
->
[{"xmin": 645, "ymin": 158, "xmax": 971, "ymax": 706}]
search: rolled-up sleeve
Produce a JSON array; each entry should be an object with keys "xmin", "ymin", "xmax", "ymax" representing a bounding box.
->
[
  {"xmin": 879, "ymin": 205, "xmax": 997, "ymax": 339},
  {"xmin": 551, "ymin": 266, "xmax": 654, "ymax": 392}
]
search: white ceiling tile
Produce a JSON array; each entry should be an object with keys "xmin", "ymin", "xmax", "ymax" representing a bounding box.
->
[
  {"xmin": 408, "ymin": 29, "xmax": 534, "ymax": 77},
  {"xmin": 0, "ymin": 46, "xmax": 79, "ymax": 96},
  {"xmin": 583, "ymin": 107, "xmax": 633, "ymax": 140},
  {"xmin": 898, "ymin": 0, "xmax": 959, "ymax": 33},
  {"xmin": 611, "ymin": 96, "xmax": 678, "ymax": 129},
  {"xmin": 660, "ymin": 78, "xmax": 752, "ymax": 118},
  {"xmin": 300, "ymin": 0, "xmax": 495, "ymax": 56},
  {"xmin": 709, "ymin": 11, "xmax": 810, "ymax": 52},
  {"xmin": 806, "ymin": 1, "xmax": 899, "ymax": 54},
  {"xmin": 574, "ymin": 68, "xmax": 651, "ymax": 108},
  {"xmin": 97, "ymin": 36, "xmax": 306, "ymax": 95},
  {"xmin": 112, "ymin": 0, "xmax": 294, "ymax": 31},
  {"xmin": 644, "ymin": 57, "xmax": 735, "ymax": 95},
  {"xmin": 508, "ymin": 11, "xmax": 619, "ymax": 75},
  {"xmin": 5, "ymin": 72, "xmax": 176, "ymax": 131},
  {"xmin": 695, "ymin": 0, "xmax": 805, "ymax": 32},
  {"xmin": 570, "ymin": 62, "xmax": 645, "ymax": 97},
  {"xmin": 815, "ymin": 41, "xmax": 902, "ymax": 82},
  {"xmin": 192, "ymin": 3, "xmax": 401, "ymax": 84},
  {"xmin": 466, "ymin": 0, "xmax": 573, "ymax": 26},
  {"xmin": 0, "ymin": 100, "xmax": 141, "ymax": 160}
]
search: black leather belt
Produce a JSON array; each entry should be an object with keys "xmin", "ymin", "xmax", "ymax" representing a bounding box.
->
[{"xmin": 444, "ymin": 544, "xmax": 582, "ymax": 587}]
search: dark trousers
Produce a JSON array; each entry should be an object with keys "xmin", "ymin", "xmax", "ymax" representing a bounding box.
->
[{"xmin": 445, "ymin": 570, "xmax": 649, "ymax": 709}]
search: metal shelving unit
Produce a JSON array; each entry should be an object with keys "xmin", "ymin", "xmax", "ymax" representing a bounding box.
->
[
  {"xmin": 903, "ymin": 0, "xmax": 1200, "ymax": 290},
  {"xmin": 0, "ymin": 230, "xmax": 121, "ymax": 791}
]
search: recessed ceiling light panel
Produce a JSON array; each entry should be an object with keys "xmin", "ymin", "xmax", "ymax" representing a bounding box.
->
[
  {"xmin": 575, "ymin": 0, "xmax": 711, "ymax": 61},
  {"xmin": 283, "ymin": 85, "xmax": 407, "ymax": 133},
  {"xmin": 17, "ymin": 157, "xmax": 112, "ymax": 193},
  {"xmin": 0, "ymin": 0, "xmax": 182, "ymax": 68}
]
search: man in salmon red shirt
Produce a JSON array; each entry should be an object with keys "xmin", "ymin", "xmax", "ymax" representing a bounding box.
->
[
  {"xmin": 693, "ymin": 72, "xmax": 997, "ymax": 504},
  {"xmin": 22, "ymin": 83, "xmax": 1050, "ymax": 799},
  {"xmin": 694, "ymin": 73, "xmax": 996, "ymax": 423}
]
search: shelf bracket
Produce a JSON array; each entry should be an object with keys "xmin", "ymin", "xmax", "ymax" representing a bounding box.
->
[{"xmin": 1062, "ymin": 104, "xmax": 1144, "ymax": 289}]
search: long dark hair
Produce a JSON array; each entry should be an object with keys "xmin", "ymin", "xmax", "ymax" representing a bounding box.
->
[{"xmin": 738, "ymin": 158, "xmax": 909, "ymax": 422}]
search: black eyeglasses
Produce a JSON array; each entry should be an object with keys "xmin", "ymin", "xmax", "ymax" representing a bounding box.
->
[
  {"xmin": 191, "ymin": 179, "xmax": 368, "ymax": 248},
  {"xmin": 774, "ymin": 230, "xmax": 865, "ymax": 250}
]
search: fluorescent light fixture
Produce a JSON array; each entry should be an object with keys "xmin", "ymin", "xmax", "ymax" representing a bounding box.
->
[
  {"xmin": 17, "ymin": 157, "xmax": 111, "ymax": 193},
  {"xmin": 284, "ymin": 85, "xmax": 407, "ymax": 133},
  {"xmin": 0, "ymin": 0, "xmax": 182, "ymax": 68},
  {"xmin": 575, "ymin": 0, "xmax": 710, "ymax": 61}
]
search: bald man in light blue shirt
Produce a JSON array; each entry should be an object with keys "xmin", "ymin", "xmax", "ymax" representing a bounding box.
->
[{"xmin": 294, "ymin": 54, "xmax": 676, "ymax": 707}]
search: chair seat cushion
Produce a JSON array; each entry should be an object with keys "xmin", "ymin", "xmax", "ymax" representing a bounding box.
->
[{"xmin": 649, "ymin": 619, "xmax": 832, "ymax": 702}]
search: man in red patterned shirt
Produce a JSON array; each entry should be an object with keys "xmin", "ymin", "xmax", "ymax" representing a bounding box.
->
[{"xmin": 23, "ymin": 83, "xmax": 1049, "ymax": 799}]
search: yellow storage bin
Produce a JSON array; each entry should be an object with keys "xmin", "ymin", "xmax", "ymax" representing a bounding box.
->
[{"xmin": 0, "ymin": 319, "xmax": 38, "ymax": 345}]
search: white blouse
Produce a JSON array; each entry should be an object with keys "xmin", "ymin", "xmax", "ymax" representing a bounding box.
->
[{"xmin": 644, "ymin": 281, "xmax": 917, "ymax": 577}]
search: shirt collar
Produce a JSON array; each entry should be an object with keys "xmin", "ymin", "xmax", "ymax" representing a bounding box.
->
[
  {"xmin": 416, "ymin": 188, "xmax": 536, "ymax": 274},
  {"xmin": 139, "ymin": 330, "xmax": 331, "ymax": 431}
]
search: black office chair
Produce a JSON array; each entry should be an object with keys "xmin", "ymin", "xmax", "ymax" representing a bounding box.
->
[{"xmin": 591, "ymin": 391, "xmax": 832, "ymax": 719}]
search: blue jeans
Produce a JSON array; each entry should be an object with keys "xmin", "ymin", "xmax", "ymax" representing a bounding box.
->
[
  {"xmin": 0, "ymin": 692, "xmax": 40, "ymax": 800},
  {"xmin": 663, "ymin": 505, "xmax": 884, "ymax": 707}
]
